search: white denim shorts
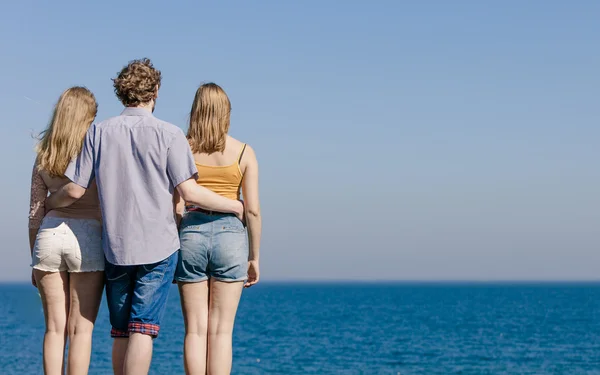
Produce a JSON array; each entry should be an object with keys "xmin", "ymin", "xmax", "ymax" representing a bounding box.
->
[{"xmin": 32, "ymin": 216, "xmax": 104, "ymax": 273}]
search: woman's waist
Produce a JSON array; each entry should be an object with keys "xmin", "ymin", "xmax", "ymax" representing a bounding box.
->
[
  {"xmin": 184, "ymin": 193, "xmax": 239, "ymax": 212},
  {"xmin": 184, "ymin": 206, "xmax": 236, "ymax": 217},
  {"xmin": 47, "ymin": 205, "xmax": 102, "ymax": 222},
  {"xmin": 181, "ymin": 209, "xmax": 245, "ymax": 233}
]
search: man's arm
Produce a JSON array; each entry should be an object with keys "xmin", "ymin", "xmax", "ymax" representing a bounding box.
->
[
  {"xmin": 49, "ymin": 124, "xmax": 96, "ymax": 211},
  {"xmin": 166, "ymin": 129, "xmax": 243, "ymax": 219},
  {"xmin": 176, "ymin": 179, "xmax": 243, "ymax": 219},
  {"xmin": 45, "ymin": 182, "xmax": 86, "ymax": 211}
]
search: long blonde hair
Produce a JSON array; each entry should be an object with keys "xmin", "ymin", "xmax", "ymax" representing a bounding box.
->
[
  {"xmin": 36, "ymin": 86, "xmax": 98, "ymax": 177},
  {"xmin": 187, "ymin": 83, "xmax": 231, "ymax": 154}
]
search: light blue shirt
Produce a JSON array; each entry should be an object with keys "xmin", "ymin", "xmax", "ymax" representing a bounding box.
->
[{"xmin": 65, "ymin": 107, "xmax": 197, "ymax": 265}]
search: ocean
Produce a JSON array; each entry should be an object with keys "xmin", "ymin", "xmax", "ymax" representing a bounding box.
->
[{"xmin": 1, "ymin": 282, "xmax": 600, "ymax": 374}]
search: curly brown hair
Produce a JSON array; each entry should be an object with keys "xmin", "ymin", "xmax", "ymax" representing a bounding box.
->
[{"xmin": 112, "ymin": 58, "xmax": 162, "ymax": 107}]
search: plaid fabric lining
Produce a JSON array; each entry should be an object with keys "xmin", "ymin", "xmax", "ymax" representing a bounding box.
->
[
  {"xmin": 111, "ymin": 328, "xmax": 129, "ymax": 338},
  {"xmin": 129, "ymin": 322, "xmax": 160, "ymax": 337},
  {"xmin": 110, "ymin": 323, "xmax": 160, "ymax": 338}
]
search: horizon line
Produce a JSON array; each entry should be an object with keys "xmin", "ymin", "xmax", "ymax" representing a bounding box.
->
[{"xmin": 3, "ymin": 279, "xmax": 600, "ymax": 285}]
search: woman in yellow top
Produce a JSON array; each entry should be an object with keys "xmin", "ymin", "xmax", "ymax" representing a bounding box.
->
[{"xmin": 174, "ymin": 83, "xmax": 261, "ymax": 374}]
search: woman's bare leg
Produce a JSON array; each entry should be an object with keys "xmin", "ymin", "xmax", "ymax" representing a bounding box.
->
[
  {"xmin": 206, "ymin": 280, "xmax": 244, "ymax": 375},
  {"xmin": 67, "ymin": 271, "xmax": 104, "ymax": 375},
  {"xmin": 178, "ymin": 281, "xmax": 209, "ymax": 375},
  {"xmin": 35, "ymin": 270, "xmax": 69, "ymax": 375}
]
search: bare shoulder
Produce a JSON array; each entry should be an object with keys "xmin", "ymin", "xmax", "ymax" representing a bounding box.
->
[
  {"xmin": 227, "ymin": 136, "xmax": 256, "ymax": 159},
  {"xmin": 240, "ymin": 143, "xmax": 258, "ymax": 173},
  {"xmin": 226, "ymin": 135, "xmax": 244, "ymax": 149},
  {"xmin": 244, "ymin": 144, "xmax": 257, "ymax": 160},
  {"xmin": 231, "ymin": 138, "xmax": 255, "ymax": 159}
]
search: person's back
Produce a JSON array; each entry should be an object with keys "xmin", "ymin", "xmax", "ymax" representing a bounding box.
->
[
  {"xmin": 34, "ymin": 172, "xmax": 100, "ymax": 222},
  {"xmin": 191, "ymin": 136, "xmax": 247, "ymax": 200},
  {"xmin": 46, "ymin": 60, "xmax": 244, "ymax": 375},
  {"xmin": 89, "ymin": 110, "xmax": 186, "ymax": 264}
]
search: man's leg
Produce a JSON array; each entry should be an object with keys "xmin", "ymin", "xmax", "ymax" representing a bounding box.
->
[
  {"xmin": 122, "ymin": 333, "xmax": 153, "ymax": 375},
  {"xmin": 104, "ymin": 260, "xmax": 135, "ymax": 375},
  {"xmin": 123, "ymin": 252, "xmax": 178, "ymax": 375},
  {"xmin": 112, "ymin": 338, "xmax": 129, "ymax": 375}
]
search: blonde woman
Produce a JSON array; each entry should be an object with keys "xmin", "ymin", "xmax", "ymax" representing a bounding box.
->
[
  {"xmin": 29, "ymin": 87, "xmax": 104, "ymax": 375},
  {"xmin": 175, "ymin": 83, "xmax": 261, "ymax": 374}
]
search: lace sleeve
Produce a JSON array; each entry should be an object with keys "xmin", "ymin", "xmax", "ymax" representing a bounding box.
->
[{"xmin": 29, "ymin": 163, "xmax": 48, "ymax": 229}]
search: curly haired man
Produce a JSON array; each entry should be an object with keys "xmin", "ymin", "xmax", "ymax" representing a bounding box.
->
[{"xmin": 46, "ymin": 58, "xmax": 244, "ymax": 375}]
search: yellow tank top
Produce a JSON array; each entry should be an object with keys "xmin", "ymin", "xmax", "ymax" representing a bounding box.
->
[{"xmin": 193, "ymin": 144, "xmax": 246, "ymax": 200}]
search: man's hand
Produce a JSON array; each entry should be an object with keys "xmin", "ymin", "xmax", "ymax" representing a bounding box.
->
[
  {"xmin": 245, "ymin": 260, "xmax": 259, "ymax": 288},
  {"xmin": 31, "ymin": 270, "xmax": 37, "ymax": 288}
]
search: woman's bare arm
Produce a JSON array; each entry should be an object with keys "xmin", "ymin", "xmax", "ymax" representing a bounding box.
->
[{"xmin": 241, "ymin": 146, "xmax": 261, "ymax": 286}]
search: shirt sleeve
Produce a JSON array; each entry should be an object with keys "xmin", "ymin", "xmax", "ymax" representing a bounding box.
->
[
  {"xmin": 29, "ymin": 162, "xmax": 48, "ymax": 229},
  {"xmin": 65, "ymin": 125, "xmax": 95, "ymax": 188},
  {"xmin": 166, "ymin": 129, "xmax": 198, "ymax": 187}
]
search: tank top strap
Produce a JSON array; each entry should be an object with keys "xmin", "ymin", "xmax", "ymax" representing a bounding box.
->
[{"xmin": 237, "ymin": 144, "xmax": 247, "ymax": 164}]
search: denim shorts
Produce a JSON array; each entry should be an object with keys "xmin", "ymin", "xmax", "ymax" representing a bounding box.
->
[
  {"xmin": 32, "ymin": 216, "xmax": 103, "ymax": 273},
  {"xmin": 105, "ymin": 251, "xmax": 177, "ymax": 338},
  {"xmin": 175, "ymin": 211, "xmax": 248, "ymax": 283}
]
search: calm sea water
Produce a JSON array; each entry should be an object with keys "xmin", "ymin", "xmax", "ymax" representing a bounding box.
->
[{"xmin": 1, "ymin": 282, "xmax": 600, "ymax": 374}]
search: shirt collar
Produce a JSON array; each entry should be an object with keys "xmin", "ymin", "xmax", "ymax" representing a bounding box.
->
[{"xmin": 121, "ymin": 107, "xmax": 154, "ymax": 117}]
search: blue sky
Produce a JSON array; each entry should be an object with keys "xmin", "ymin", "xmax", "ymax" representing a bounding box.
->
[{"xmin": 1, "ymin": 0, "xmax": 599, "ymax": 281}]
